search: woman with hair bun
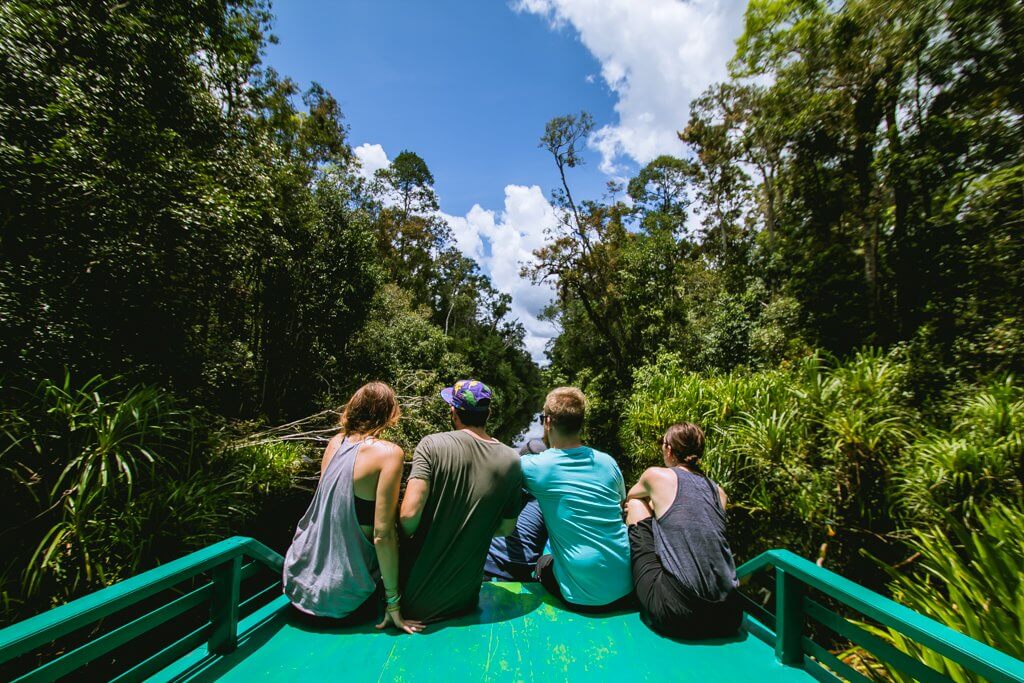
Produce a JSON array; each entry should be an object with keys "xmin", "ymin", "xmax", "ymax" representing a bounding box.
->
[
  {"xmin": 283, "ymin": 382, "xmax": 423, "ymax": 634},
  {"xmin": 624, "ymin": 422, "xmax": 742, "ymax": 638}
]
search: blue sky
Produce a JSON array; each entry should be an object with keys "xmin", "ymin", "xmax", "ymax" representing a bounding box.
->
[
  {"xmin": 265, "ymin": 1, "xmax": 618, "ymax": 215},
  {"xmin": 264, "ymin": 0, "xmax": 749, "ymax": 361}
]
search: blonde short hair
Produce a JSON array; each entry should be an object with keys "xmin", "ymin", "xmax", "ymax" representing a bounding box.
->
[{"xmin": 543, "ymin": 387, "xmax": 586, "ymax": 435}]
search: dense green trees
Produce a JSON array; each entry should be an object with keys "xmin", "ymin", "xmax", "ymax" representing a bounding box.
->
[
  {"xmin": 0, "ymin": 0, "xmax": 539, "ymax": 427},
  {"xmin": 538, "ymin": 0, "xmax": 1023, "ymax": 449},
  {"xmin": 0, "ymin": 0, "xmax": 540, "ymax": 623},
  {"xmin": 531, "ymin": 0, "xmax": 1022, "ymax": 670}
]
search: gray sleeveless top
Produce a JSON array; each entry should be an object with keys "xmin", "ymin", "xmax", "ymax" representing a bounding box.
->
[
  {"xmin": 652, "ymin": 468, "xmax": 739, "ymax": 601},
  {"xmin": 282, "ymin": 437, "xmax": 380, "ymax": 617}
]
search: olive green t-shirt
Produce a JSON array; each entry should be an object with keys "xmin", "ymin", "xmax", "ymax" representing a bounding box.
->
[{"xmin": 402, "ymin": 430, "xmax": 522, "ymax": 622}]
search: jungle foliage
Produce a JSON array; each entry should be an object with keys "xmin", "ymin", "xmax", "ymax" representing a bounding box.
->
[
  {"xmin": 530, "ymin": 0, "xmax": 1023, "ymax": 673},
  {"xmin": 621, "ymin": 351, "xmax": 1022, "ymax": 578},
  {"xmin": 0, "ymin": 0, "xmax": 541, "ymax": 623},
  {"xmin": 535, "ymin": 0, "xmax": 1024, "ymax": 440},
  {"xmin": 0, "ymin": 0, "xmax": 1021, "ymax": 671}
]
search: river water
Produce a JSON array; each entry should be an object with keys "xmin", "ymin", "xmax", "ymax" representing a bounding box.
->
[{"xmin": 513, "ymin": 413, "xmax": 544, "ymax": 449}]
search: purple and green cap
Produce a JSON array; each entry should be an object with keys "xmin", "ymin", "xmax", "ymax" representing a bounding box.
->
[{"xmin": 440, "ymin": 379, "xmax": 492, "ymax": 412}]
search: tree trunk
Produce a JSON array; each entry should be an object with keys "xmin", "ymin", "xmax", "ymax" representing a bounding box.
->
[
  {"xmin": 573, "ymin": 283, "xmax": 627, "ymax": 377},
  {"xmin": 885, "ymin": 93, "xmax": 909, "ymax": 339},
  {"xmin": 852, "ymin": 85, "xmax": 882, "ymax": 338},
  {"xmin": 761, "ymin": 166, "xmax": 777, "ymax": 249}
]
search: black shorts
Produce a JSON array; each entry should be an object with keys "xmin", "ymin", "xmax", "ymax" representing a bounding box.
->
[
  {"xmin": 534, "ymin": 554, "xmax": 634, "ymax": 613},
  {"xmin": 628, "ymin": 518, "xmax": 742, "ymax": 639}
]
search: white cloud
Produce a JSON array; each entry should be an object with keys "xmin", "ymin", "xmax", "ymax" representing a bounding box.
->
[
  {"xmin": 353, "ymin": 142, "xmax": 390, "ymax": 179},
  {"xmin": 441, "ymin": 185, "xmax": 558, "ymax": 362},
  {"xmin": 353, "ymin": 140, "xmax": 555, "ymax": 361},
  {"xmin": 443, "ymin": 210, "xmax": 486, "ymax": 264},
  {"xmin": 514, "ymin": 0, "xmax": 748, "ymax": 173}
]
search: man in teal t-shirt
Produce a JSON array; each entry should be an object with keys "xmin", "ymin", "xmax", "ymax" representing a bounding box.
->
[{"xmin": 522, "ymin": 387, "xmax": 633, "ymax": 610}]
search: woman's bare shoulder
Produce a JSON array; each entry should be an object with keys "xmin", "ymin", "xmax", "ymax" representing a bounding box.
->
[
  {"xmin": 643, "ymin": 466, "xmax": 675, "ymax": 481},
  {"xmin": 639, "ymin": 466, "xmax": 675, "ymax": 490},
  {"xmin": 363, "ymin": 438, "xmax": 404, "ymax": 461}
]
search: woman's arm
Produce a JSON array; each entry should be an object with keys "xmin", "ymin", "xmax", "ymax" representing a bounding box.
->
[
  {"xmin": 626, "ymin": 469, "xmax": 653, "ymax": 501},
  {"xmin": 371, "ymin": 445, "xmax": 422, "ymax": 634}
]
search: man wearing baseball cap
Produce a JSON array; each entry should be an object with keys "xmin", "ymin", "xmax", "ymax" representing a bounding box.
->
[{"xmin": 399, "ymin": 379, "xmax": 523, "ymax": 622}]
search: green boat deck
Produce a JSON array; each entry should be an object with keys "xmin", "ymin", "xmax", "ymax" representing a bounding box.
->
[
  {"xmin": 2, "ymin": 537, "xmax": 1023, "ymax": 682},
  {"xmin": 155, "ymin": 583, "xmax": 808, "ymax": 682}
]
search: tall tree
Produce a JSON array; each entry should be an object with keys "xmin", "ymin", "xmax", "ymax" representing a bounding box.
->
[
  {"xmin": 370, "ymin": 151, "xmax": 451, "ymax": 302},
  {"xmin": 527, "ymin": 112, "xmax": 633, "ymax": 376},
  {"xmin": 627, "ymin": 155, "xmax": 697, "ymax": 233}
]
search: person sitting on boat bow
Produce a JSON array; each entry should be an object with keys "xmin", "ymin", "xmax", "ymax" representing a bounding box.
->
[
  {"xmin": 524, "ymin": 387, "xmax": 634, "ymax": 611},
  {"xmin": 625, "ymin": 422, "xmax": 742, "ymax": 638},
  {"xmin": 282, "ymin": 382, "xmax": 422, "ymax": 634},
  {"xmin": 399, "ymin": 379, "xmax": 523, "ymax": 622}
]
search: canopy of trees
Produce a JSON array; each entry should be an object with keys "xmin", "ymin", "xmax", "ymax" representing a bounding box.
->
[
  {"xmin": 0, "ymin": 0, "xmax": 541, "ymax": 432},
  {"xmin": 0, "ymin": 0, "xmax": 541, "ymax": 624},
  {"xmin": 533, "ymin": 0, "xmax": 1023, "ymax": 448}
]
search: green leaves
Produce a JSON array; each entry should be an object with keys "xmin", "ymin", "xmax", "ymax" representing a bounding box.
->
[
  {"xmin": 873, "ymin": 502, "xmax": 1024, "ymax": 682},
  {"xmin": 621, "ymin": 350, "xmax": 1023, "ymax": 573},
  {"xmin": 540, "ymin": 112, "xmax": 594, "ymax": 170},
  {"xmin": 895, "ymin": 378, "xmax": 1024, "ymax": 525},
  {"xmin": 0, "ymin": 372, "xmax": 210, "ymax": 604},
  {"xmin": 732, "ymin": 0, "xmax": 824, "ymax": 77}
]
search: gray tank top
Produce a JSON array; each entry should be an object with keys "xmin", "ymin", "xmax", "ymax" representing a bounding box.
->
[
  {"xmin": 652, "ymin": 468, "xmax": 739, "ymax": 601},
  {"xmin": 282, "ymin": 437, "xmax": 380, "ymax": 617}
]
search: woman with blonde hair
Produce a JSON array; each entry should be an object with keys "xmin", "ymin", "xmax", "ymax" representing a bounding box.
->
[{"xmin": 283, "ymin": 382, "xmax": 422, "ymax": 634}]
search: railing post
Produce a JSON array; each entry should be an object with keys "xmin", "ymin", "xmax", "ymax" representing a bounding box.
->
[
  {"xmin": 775, "ymin": 567, "xmax": 804, "ymax": 666},
  {"xmin": 209, "ymin": 556, "xmax": 242, "ymax": 654}
]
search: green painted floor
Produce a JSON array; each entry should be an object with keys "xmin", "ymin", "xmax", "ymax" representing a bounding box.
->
[{"xmin": 155, "ymin": 583, "xmax": 814, "ymax": 682}]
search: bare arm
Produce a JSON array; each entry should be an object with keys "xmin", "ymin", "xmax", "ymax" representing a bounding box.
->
[
  {"xmin": 372, "ymin": 446, "xmax": 403, "ymax": 598},
  {"xmin": 372, "ymin": 445, "xmax": 422, "ymax": 635},
  {"xmin": 400, "ymin": 478, "xmax": 429, "ymax": 536},
  {"xmin": 494, "ymin": 469, "xmax": 525, "ymax": 538},
  {"xmin": 626, "ymin": 469, "xmax": 653, "ymax": 501}
]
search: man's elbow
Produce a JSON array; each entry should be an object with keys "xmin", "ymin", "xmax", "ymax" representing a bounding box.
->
[{"xmin": 399, "ymin": 511, "xmax": 419, "ymax": 535}]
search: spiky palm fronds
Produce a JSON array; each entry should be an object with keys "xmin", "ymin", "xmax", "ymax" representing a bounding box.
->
[
  {"xmin": 896, "ymin": 378, "xmax": 1023, "ymax": 525},
  {"xmin": 1, "ymin": 372, "xmax": 252, "ymax": 611},
  {"xmin": 870, "ymin": 502, "xmax": 1024, "ymax": 683}
]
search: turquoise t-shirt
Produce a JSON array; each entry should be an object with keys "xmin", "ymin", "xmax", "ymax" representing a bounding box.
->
[{"xmin": 521, "ymin": 446, "xmax": 632, "ymax": 606}]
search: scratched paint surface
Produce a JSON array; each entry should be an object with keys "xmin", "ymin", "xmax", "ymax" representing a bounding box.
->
[{"xmin": 173, "ymin": 583, "xmax": 813, "ymax": 682}]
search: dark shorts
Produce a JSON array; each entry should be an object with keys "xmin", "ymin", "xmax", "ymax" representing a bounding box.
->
[
  {"xmin": 535, "ymin": 554, "xmax": 634, "ymax": 613},
  {"xmin": 629, "ymin": 518, "xmax": 743, "ymax": 639}
]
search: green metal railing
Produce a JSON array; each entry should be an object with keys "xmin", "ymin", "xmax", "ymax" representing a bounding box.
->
[
  {"xmin": 0, "ymin": 536, "xmax": 284, "ymax": 682},
  {"xmin": 2, "ymin": 540, "xmax": 1022, "ymax": 681},
  {"xmin": 735, "ymin": 549, "xmax": 1024, "ymax": 683}
]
